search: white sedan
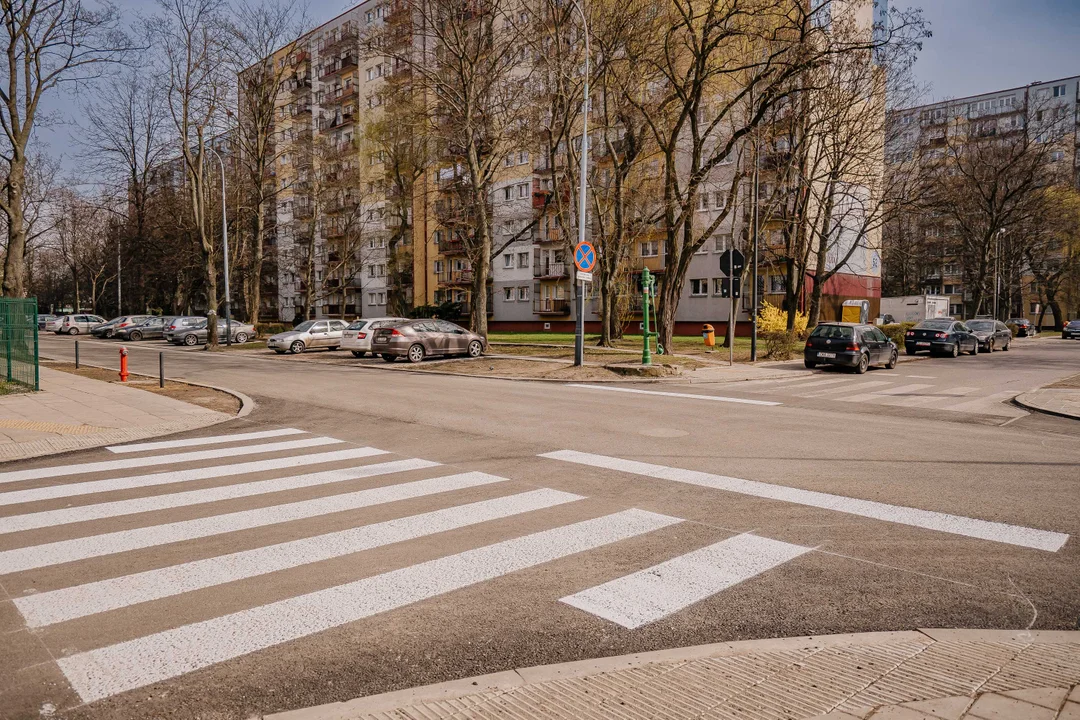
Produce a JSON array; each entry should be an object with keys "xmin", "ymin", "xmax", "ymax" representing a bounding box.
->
[{"xmin": 340, "ymin": 317, "xmax": 409, "ymax": 357}]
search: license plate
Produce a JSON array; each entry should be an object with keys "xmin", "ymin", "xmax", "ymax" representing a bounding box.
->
[
  {"xmin": 375, "ymin": 337, "xmax": 388, "ymax": 344},
  {"xmin": 343, "ymin": 332, "xmax": 355, "ymax": 338},
  {"xmin": 917, "ymin": 341, "xmax": 930, "ymax": 346},
  {"xmin": 817, "ymin": 352, "xmax": 836, "ymax": 358}
]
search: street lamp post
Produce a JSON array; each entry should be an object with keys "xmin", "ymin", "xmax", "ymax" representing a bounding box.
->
[
  {"xmin": 570, "ymin": 0, "xmax": 589, "ymax": 368},
  {"xmin": 994, "ymin": 228, "xmax": 1005, "ymax": 320},
  {"xmin": 208, "ymin": 145, "xmax": 232, "ymax": 346}
]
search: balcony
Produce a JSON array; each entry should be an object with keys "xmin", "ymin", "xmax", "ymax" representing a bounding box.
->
[
  {"xmin": 320, "ymin": 56, "xmax": 358, "ymax": 79},
  {"xmin": 533, "ymin": 298, "xmax": 571, "ymax": 315},
  {"xmin": 533, "ymin": 228, "xmax": 564, "ymax": 244},
  {"xmin": 438, "ymin": 269, "xmax": 474, "ymax": 285},
  {"xmin": 321, "ymin": 27, "xmax": 358, "ymax": 56},
  {"xmin": 533, "ymin": 261, "xmax": 568, "ymax": 279},
  {"xmin": 532, "ymin": 188, "xmax": 552, "ymax": 209},
  {"xmin": 438, "ymin": 238, "xmax": 467, "ymax": 255}
]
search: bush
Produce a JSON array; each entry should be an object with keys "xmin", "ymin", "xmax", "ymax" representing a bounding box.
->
[
  {"xmin": 759, "ymin": 300, "xmax": 809, "ymax": 338},
  {"xmin": 256, "ymin": 323, "xmax": 287, "ymax": 337},
  {"xmin": 1005, "ymin": 322, "xmax": 1019, "ymax": 337},
  {"xmin": 762, "ymin": 329, "xmax": 798, "ymax": 360},
  {"xmin": 410, "ymin": 301, "xmax": 466, "ymax": 322},
  {"xmin": 880, "ymin": 322, "xmax": 917, "ymax": 346}
]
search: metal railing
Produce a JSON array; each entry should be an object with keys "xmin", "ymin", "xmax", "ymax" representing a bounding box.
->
[{"xmin": 0, "ymin": 297, "xmax": 39, "ymax": 390}]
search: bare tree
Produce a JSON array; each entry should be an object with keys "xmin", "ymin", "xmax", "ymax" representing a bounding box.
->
[
  {"xmin": 148, "ymin": 0, "xmax": 231, "ymax": 346},
  {"xmin": 0, "ymin": 0, "xmax": 130, "ymax": 296},
  {"xmin": 227, "ymin": 0, "xmax": 306, "ymax": 323},
  {"xmin": 1023, "ymin": 187, "xmax": 1080, "ymax": 330}
]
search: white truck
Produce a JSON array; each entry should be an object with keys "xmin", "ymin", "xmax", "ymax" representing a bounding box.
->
[{"xmin": 879, "ymin": 295, "xmax": 951, "ymax": 324}]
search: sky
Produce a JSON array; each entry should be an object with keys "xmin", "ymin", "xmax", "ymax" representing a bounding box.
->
[{"xmin": 42, "ymin": 0, "xmax": 1080, "ymax": 175}]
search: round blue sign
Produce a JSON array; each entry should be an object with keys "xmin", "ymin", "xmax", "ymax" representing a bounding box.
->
[{"xmin": 574, "ymin": 242, "xmax": 597, "ymax": 272}]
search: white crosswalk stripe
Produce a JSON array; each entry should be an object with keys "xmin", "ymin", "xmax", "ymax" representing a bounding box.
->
[
  {"xmin": 106, "ymin": 428, "xmax": 307, "ymax": 454},
  {"xmin": 0, "ymin": 447, "xmax": 386, "ymax": 507},
  {"xmin": 0, "ymin": 436, "xmax": 346, "ymax": 486},
  {"xmin": 0, "ymin": 471, "xmax": 506, "ymax": 574},
  {"xmin": 569, "ymin": 384, "xmax": 781, "ymax": 406},
  {"xmin": 0, "ymin": 456, "xmax": 431, "ymax": 534},
  {"xmin": 541, "ymin": 450, "xmax": 1069, "ymax": 552},
  {"xmin": 838, "ymin": 383, "xmax": 934, "ymax": 403},
  {"xmin": 56, "ymin": 509, "xmax": 681, "ymax": 703},
  {"xmin": 15, "ymin": 488, "xmax": 585, "ymax": 628},
  {"xmin": 795, "ymin": 380, "xmax": 894, "ymax": 398},
  {"xmin": 562, "ymin": 533, "xmax": 813, "ymax": 629}
]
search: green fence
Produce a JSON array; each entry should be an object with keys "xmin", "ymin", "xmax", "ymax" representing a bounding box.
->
[{"xmin": 0, "ymin": 297, "xmax": 39, "ymax": 390}]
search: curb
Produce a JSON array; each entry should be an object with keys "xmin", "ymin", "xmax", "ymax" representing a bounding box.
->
[
  {"xmin": 263, "ymin": 628, "xmax": 1080, "ymax": 720},
  {"xmin": 1013, "ymin": 392, "xmax": 1080, "ymax": 421}
]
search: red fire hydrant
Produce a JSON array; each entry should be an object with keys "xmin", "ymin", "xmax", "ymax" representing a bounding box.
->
[{"xmin": 119, "ymin": 347, "xmax": 129, "ymax": 383}]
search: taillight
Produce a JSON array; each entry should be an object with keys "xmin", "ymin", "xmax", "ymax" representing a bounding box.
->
[
  {"xmin": 391, "ymin": 329, "xmax": 403, "ymax": 336},
  {"xmin": 358, "ymin": 332, "xmax": 367, "ymax": 339},
  {"xmin": 905, "ymin": 331, "xmax": 914, "ymax": 337},
  {"xmin": 846, "ymin": 343, "xmax": 860, "ymax": 351},
  {"xmin": 934, "ymin": 332, "xmax": 947, "ymax": 339},
  {"xmin": 805, "ymin": 340, "xmax": 812, "ymax": 348}
]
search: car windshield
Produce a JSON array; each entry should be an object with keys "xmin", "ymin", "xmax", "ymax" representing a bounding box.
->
[
  {"xmin": 967, "ymin": 321, "xmax": 994, "ymax": 330},
  {"xmin": 810, "ymin": 325, "xmax": 854, "ymax": 340},
  {"xmin": 346, "ymin": 320, "xmax": 368, "ymax": 330},
  {"xmin": 917, "ymin": 319, "xmax": 954, "ymax": 330},
  {"xmin": 293, "ymin": 321, "xmax": 316, "ymax": 332}
]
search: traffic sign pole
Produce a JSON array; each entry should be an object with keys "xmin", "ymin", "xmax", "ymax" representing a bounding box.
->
[{"xmin": 573, "ymin": 241, "xmax": 597, "ymax": 368}]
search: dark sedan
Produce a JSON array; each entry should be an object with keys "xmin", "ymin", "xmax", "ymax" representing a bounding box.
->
[
  {"xmin": 1063, "ymin": 320, "xmax": 1080, "ymax": 340},
  {"xmin": 1006, "ymin": 318, "xmax": 1037, "ymax": 337},
  {"xmin": 115, "ymin": 316, "xmax": 176, "ymax": 341},
  {"xmin": 904, "ymin": 319, "xmax": 980, "ymax": 357},
  {"xmin": 804, "ymin": 322, "xmax": 897, "ymax": 374},
  {"xmin": 966, "ymin": 319, "xmax": 1012, "ymax": 352}
]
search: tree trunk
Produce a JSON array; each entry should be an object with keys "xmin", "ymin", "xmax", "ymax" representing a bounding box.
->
[
  {"xmin": 247, "ymin": 207, "xmax": 265, "ymax": 324},
  {"xmin": 3, "ymin": 162, "xmax": 28, "ymax": 297}
]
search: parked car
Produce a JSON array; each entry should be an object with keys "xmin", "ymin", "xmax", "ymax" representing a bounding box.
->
[
  {"xmin": 1063, "ymin": 320, "xmax": 1080, "ymax": 340},
  {"xmin": 804, "ymin": 322, "xmax": 897, "ymax": 374},
  {"xmin": 37, "ymin": 314, "xmax": 57, "ymax": 330},
  {"xmin": 49, "ymin": 314, "xmax": 106, "ymax": 335},
  {"xmin": 371, "ymin": 319, "xmax": 486, "ymax": 363},
  {"xmin": 92, "ymin": 315, "xmax": 150, "ymax": 339},
  {"xmin": 266, "ymin": 319, "xmax": 350, "ymax": 354},
  {"xmin": 163, "ymin": 316, "xmax": 207, "ymax": 344},
  {"xmin": 340, "ymin": 317, "xmax": 410, "ymax": 357},
  {"xmin": 167, "ymin": 318, "xmax": 255, "ymax": 346},
  {"xmin": 966, "ymin": 319, "xmax": 1013, "ymax": 352},
  {"xmin": 904, "ymin": 319, "xmax": 980, "ymax": 357},
  {"xmin": 115, "ymin": 316, "xmax": 175, "ymax": 341},
  {"xmin": 1006, "ymin": 318, "xmax": 1037, "ymax": 337}
]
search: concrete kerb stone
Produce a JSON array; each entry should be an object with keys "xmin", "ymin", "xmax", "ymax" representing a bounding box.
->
[
  {"xmin": 1013, "ymin": 389, "xmax": 1080, "ymax": 421},
  {"xmin": 263, "ymin": 629, "xmax": 1080, "ymax": 720}
]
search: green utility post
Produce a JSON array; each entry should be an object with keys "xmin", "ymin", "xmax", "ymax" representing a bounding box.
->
[{"xmin": 641, "ymin": 267, "xmax": 657, "ymax": 366}]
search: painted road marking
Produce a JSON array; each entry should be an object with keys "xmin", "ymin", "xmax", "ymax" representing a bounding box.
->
[
  {"xmin": 797, "ymin": 380, "xmax": 893, "ymax": 398},
  {"xmin": 0, "ymin": 472, "xmax": 505, "ymax": 574},
  {"xmin": 839, "ymin": 384, "xmax": 933, "ymax": 403},
  {"xmin": 568, "ymin": 384, "xmax": 781, "ymax": 407},
  {"xmin": 107, "ymin": 428, "xmax": 306, "ymax": 454},
  {"xmin": 57, "ymin": 509, "xmax": 681, "ymax": 702},
  {"xmin": 541, "ymin": 450, "xmax": 1069, "ymax": 552},
  {"xmin": 904, "ymin": 375, "xmax": 936, "ymax": 379},
  {"xmin": 937, "ymin": 391, "xmax": 1025, "ymax": 417},
  {"xmin": 0, "ymin": 437, "xmax": 346, "ymax": 486},
  {"xmin": 936, "ymin": 386, "xmax": 979, "ymax": 396},
  {"xmin": 561, "ymin": 533, "xmax": 812, "ymax": 629},
  {"xmin": 0, "ymin": 448, "xmax": 385, "ymax": 507},
  {"xmin": 0, "ymin": 456, "xmax": 428, "ymax": 534},
  {"xmin": 757, "ymin": 377, "xmax": 851, "ymax": 392},
  {"xmin": 16, "ymin": 489, "xmax": 585, "ymax": 628}
]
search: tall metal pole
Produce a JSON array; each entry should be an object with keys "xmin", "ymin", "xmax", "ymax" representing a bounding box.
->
[
  {"xmin": 750, "ymin": 135, "xmax": 760, "ymax": 362},
  {"xmin": 209, "ymin": 146, "xmax": 232, "ymax": 346},
  {"xmin": 117, "ymin": 240, "xmax": 122, "ymax": 315},
  {"xmin": 572, "ymin": 0, "xmax": 589, "ymax": 368},
  {"xmin": 994, "ymin": 229, "xmax": 1003, "ymax": 320}
]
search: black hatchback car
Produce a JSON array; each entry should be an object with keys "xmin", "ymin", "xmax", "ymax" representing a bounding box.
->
[
  {"xmin": 966, "ymin": 319, "xmax": 1013, "ymax": 352},
  {"xmin": 804, "ymin": 322, "xmax": 898, "ymax": 374},
  {"xmin": 1063, "ymin": 320, "xmax": 1080, "ymax": 340},
  {"xmin": 905, "ymin": 319, "xmax": 980, "ymax": 357}
]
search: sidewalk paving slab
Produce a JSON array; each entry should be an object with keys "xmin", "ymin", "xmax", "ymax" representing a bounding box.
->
[
  {"xmin": 264, "ymin": 630, "xmax": 1080, "ymax": 720},
  {"xmin": 1014, "ymin": 388, "xmax": 1080, "ymax": 421},
  {"xmin": 0, "ymin": 367, "xmax": 235, "ymax": 462}
]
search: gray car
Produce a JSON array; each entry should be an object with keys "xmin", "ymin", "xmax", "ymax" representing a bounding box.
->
[
  {"xmin": 165, "ymin": 317, "xmax": 255, "ymax": 346},
  {"xmin": 966, "ymin": 319, "xmax": 1012, "ymax": 352},
  {"xmin": 371, "ymin": 319, "xmax": 486, "ymax": 363},
  {"xmin": 267, "ymin": 319, "xmax": 350, "ymax": 354},
  {"xmin": 340, "ymin": 317, "xmax": 409, "ymax": 357},
  {"xmin": 116, "ymin": 316, "xmax": 176, "ymax": 341},
  {"xmin": 49, "ymin": 314, "xmax": 106, "ymax": 335}
]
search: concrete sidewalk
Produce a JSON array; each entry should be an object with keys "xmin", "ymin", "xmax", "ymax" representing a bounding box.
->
[
  {"xmin": 268, "ymin": 629, "xmax": 1080, "ymax": 720},
  {"xmin": 1015, "ymin": 387, "xmax": 1080, "ymax": 421},
  {"xmin": 0, "ymin": 367, "xmax": 234, "ymax": 461}
]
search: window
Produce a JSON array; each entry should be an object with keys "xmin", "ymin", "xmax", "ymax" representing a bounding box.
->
[
  {"xmin": 504, "ymin": 154, "xmax": 514, "ymax": 167},
  {"xmin": 1030, "ymin": 301, "xmax": 1040, "ymax": 313},
  {"xmin": 769, "ymin": 275, "xmax": 785, "ymax": 293},
  {"xmin": 518, "ymin": 286, "xmax": 529, "ymax": 301},
  {"xmin": 1050, "ymin": 150, "xmax": 1065, "ymax": 162},
  {"xmin": 950, "ymin": 303, "xmax": 963, "ymax": 316},
  {"xmin": 434, "ymin": 260, "xmax": 444, "ymax": 273},
  {"xmin": 640, "ymin": 240, "xmax": 658, "ymax": 257},
  {"xmin": 503, "ymin": 286, "xmax": 514, "ymax": 301},
  {"xmin": 503, "ymin": 254, "xmax": 514, "ymax": 268},
  {"xmin": 377, "ymin": 292, "xmax": 386, "ymax": 305},
  {"xmin": 1053, "ymin": 84, "xmax": 1067, "ymax": 98},
  {"xmin": 518, "ymin": 151, "xmax": 529, "ymax": 165},
  {"xmin": 518, "ymin": 183, "xmax": 529, "ymax": 198},
  {"xmin": 517, "ymin": 252, "xmax": 529, "ymax": 268},
  {"xmin": 714, "ymin": 233, "xmax": 731, "ymax": 253},
  {"xmin": 502, "ymin": 186, "xmax": 513, "ymax": 201},
  {"xmin": 690, "ymin": 279, "xmax": 708, "ymax": 296},
  {"xmin": 713, "ymin": 191, "xmax": 726, "ymax": 210},
  {"xmin": 713, "ymin": 278, "xmax": 725, "ymax": 296},
  {"xmin": 698, "ymin": 194, "xmax": 710, "ymax": 211}
]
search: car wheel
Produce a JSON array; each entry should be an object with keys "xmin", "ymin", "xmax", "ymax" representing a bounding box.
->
[
  {"xmin": 950, "ymin": 342, "xmax": 959, "ymax": 358},
  {"xmin": 1003, "ymin": 340, "xmax": 1010, "ymax": 351},
  {"xmin": 234, "ymin": 332, "xmax": 249, "ymax": 344},
  {"xmin": 129, "ymin": 331, "xmax": 142, "ymax": 341},
  {"xmin": 290, "ymin": 340, "xmax": 305, "ymax": 354},
  {"xmin": 987, "ymin": 339, "xmax": 994, "ymax": 353},
  {"xmin": 969, "ymin": 340, "xmax": 978, "ymax": 356},
  {"xmin": 467, "ymin": 340, "xmax": 484, "ymax": 358},
  {"xmin": 68, "ymin": 327, "xmax": 80, "ymax": 335},
  {"xmin": 382, "ymin": 353, "xmax": 396, "ymax": 362},
  {"xmin": 804, "ymin": 360, "xmax": 817, "ymax": 369},
  {"xmin": 351, "ymin": 351, "xmax": 366, "ymax": 358},
  {"xmin": 183, "ymin": 334, "xmax": 198, "ymax": 346},
  {"xmin": 407, "ymin": 344, "xmax": 425, "ymax": 363},
  {"xmin": 885, "ymin": 350, "xmax": 898, "ymax": 369},
  {"xmin": 855, "ymin": 352, "xmax": 869, "ymax": 374}
]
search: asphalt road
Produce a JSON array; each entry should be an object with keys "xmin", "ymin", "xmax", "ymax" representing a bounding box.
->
[{"xmin": 2, "ymin": 333, "xmax": 1078, "ymax": 720}]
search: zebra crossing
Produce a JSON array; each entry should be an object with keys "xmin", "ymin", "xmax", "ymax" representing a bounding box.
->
[
  {"xmin": 721, "ymin": 373, "xmax": 1028, "ymax": 417},
  {"xmin": 3, "ymin": 429, "xmax": 1067, "ymax": 706}
]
